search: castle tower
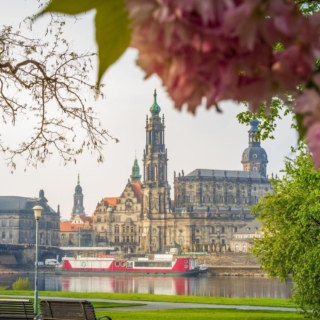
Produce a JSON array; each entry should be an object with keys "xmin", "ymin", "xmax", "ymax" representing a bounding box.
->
[
  {"xmin": 130, "ymin": 157, "xmax": 141, "ymax": 182},
  {"xmin": 241, "ymin": 119, "xmax": 268, "ymax": 177},
  {"xmin": 71, "ymin": 174, "xmax": 85, "ymax": 217}
]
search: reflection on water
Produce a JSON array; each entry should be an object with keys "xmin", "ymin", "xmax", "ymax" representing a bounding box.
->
[{"xmin": 0, "ymin": 274, "xmax": 293, "ymax": 298}]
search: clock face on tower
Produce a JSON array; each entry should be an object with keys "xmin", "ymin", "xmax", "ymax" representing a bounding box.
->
[{"xmin": 125, "ymin": 199, "xmax": 133, "ymax": 212}]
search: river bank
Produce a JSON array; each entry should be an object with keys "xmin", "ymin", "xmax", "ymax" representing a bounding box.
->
[{"xmin": 0, "ymin": 252, "xmax": 265, "ymax": 275}]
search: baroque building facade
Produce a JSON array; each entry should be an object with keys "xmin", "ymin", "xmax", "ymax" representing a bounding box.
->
[
  {"xmin": 92, "ymin": 91, "xmax": 271, "ymax": 253},
  {"xmin": 93, "ymin": 160, "xmax": 142, "ymax": 253},
  {"xmin": 0, "ymin": 190, "xmax": 60, "ymax": 246}
]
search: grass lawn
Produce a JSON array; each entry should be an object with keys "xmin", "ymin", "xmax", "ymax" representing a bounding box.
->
[
  {"xmin": 98, "ymin": 308, "xmax": 303, "ymax": 320},
  {"xmin": 0, "ymin": 297, "xmax": 145, "ymax": 314},
  {"xmin": 0, "ymin": 290, "xmax": 296, "ymax": 308}
]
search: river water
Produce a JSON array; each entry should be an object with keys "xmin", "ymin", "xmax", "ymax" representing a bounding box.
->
[{"xmin": 0, "ymin": 274, "xmax": 293, "ymax": 298}]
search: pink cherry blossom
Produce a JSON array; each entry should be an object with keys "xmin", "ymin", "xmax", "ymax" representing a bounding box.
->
[
  {"xmin": 307, "ymin": 123, "xmax": 320, "ymax": 168},
  {"xmin": 126, "ymin": 0, "xmax": 320, "ymax": 166},
  {"xmin": 126, "ymin": 0, "xmax": 320, "ymax": 111}
]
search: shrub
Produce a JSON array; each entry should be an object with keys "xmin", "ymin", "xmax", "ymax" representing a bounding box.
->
[
  {"xmin": 12, "ymin": 277, "xmax": 31, "ymax": 290},
  {"xmin": 0, "ymin": 285, "xmax": 8, "ymax": 290}
]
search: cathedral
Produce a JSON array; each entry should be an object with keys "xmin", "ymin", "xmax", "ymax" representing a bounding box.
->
[{"xmin": 92, "ymin": 90, "xmax": 271, "ymax": 253}]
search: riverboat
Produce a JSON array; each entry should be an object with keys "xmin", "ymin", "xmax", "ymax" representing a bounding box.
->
[{"xmin": 56, "ymin": 254, "xmax": 206, "ymax": 276}]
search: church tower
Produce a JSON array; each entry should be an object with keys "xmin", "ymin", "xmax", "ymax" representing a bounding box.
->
[
  {"xmin": 241, "ymin": 119, "xmax": 268, "ymax": 177},
  {"xmin": 130, "ymin": 157, "xmax": 141, "ymax": 182},
  {"xmin": 71, "ymin": 174, "xmax": 85, "ymax": 217},
  {"xmin": 141, "ymin": 89, "xmax": 170, "ymax": 215},
  {"xmin": 140, "ymin": 90, "xmax": 171, "ymax": 253}
]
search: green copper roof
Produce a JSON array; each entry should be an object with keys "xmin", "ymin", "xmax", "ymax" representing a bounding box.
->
[
  {"xmin": 107, "ymin": 205, "xmax": 113, "ymax": 213},
  {"xmin": 130, "ymin": 157, "xmax": 141, "ymax": 182},
  {"xmin": 150, "ymin": 89, "xmax": 161, "ymax": 118}
]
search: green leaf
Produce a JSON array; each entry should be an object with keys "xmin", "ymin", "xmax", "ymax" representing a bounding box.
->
[
  {"xmin": 39, "ymin": 0, "xmax": 131, "ymax": 83},
  {"xmin": 95, "ymin": 1, "xmax": 131, "ymax": 83},
  {"xmin": 40, "ymin": 0, "xmax": 99, "ymax": 15},
  {"xmin": 295, "ymin": 113, "xmax": 307, "ymax": 141}
]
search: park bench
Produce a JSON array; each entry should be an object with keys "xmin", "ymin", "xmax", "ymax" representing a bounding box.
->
[
  {"xmin": 0, "ymin": 299, "xmax": 35, "ymax": 320},
  {"xmin": 38, "ymin": 300, "xmax": 112, "ymax": 320}
]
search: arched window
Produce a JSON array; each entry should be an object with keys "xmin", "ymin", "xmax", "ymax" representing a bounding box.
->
[
  {"xmin": 221, "ymin": 226, "xmax": 225, "ymax": 233},
  {"xmin": 126, "ymin": 226, "xmax": 129, "ymax": 233},
  {"xmin": 203, "ymin": 194, "xmax": 210, "ymax": 203},
  {"xmin": 235, "ymin": 244, "xmax": 239, "ymax": 252},
  {"xmin": 242, "ymin": 244, "xmax": 247, "ymax": 252},
  {"xmin": 131, "ymin": 226, "xmax": 134, "ymax": 233},
  {"xmin": 97, "ymin": 217, "xmax": 101, "ymax": 223},
  {"xmin": 189, "ymin": 192, "xmax": 195, "ymax": 203},
  {"xmin": 211, "ymin": 226, "xmax": 215, "ymax": 233}
]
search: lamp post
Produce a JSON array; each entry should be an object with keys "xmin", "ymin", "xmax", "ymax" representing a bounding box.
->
[{"xmin": 33, "ymin": 205, "xmax": 43, "ymax": 315}]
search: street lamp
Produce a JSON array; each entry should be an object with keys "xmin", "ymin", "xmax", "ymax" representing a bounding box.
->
[{"xmin": 33, "ymin": 205, "xmax": 43, "ymax": 315}]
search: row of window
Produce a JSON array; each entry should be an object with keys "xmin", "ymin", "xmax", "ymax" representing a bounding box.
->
[
  {"xmin": 1, "ymin": 231, "xmax": 12, "ymax": 239},
  {"xmin": 234, "ymin": 244, "xmax": 247, "ymax": 252},
  {"xmin": 235, "ymin": 234, "xmax": 262, "ymax": 239},
  {"xmin": 114, "ymin": 236, "xmax": 137, "ymax": 243},
  {"xmin": 180, "ymin": 195, "xmax": 259, "ymax": 204},
  {"xmin": 115, "ymin": 226, "xmax": 135, "ymax": 233},
  {"xmin": 2, "ymin": 231, "xmax": 59, "ymax": 240},
  {"xmin": 1, "ymin": 220, "xmax": 14, "ymax": 227}
]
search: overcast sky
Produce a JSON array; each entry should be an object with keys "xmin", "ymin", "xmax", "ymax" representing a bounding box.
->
[{"xmin": 0, "ymin": 1, "xmax": 297, "ymax": 220}]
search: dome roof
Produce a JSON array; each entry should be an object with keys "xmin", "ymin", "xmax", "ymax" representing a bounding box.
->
[
  {"xmin": 242, "ymin": 146, "xmax": 268, "ymax": 163},
  {"xmin": 75, "ymin": 184, "xmax": 82, "ymax": 193},
  {"xmin": 250, "ymin": 118, "xmax": 259, "ymax": 129},
  {"xmin": 107, "ymin": 205, "xmax": 113, "ymax": 213}
]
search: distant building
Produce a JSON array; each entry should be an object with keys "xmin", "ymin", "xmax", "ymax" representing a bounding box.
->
[
  {"xmin": 60, "ymin": 176, "xmax": 94, "ymax": 247},
  {"xmin": 60, "ymin": 215, "xmax": 94, "ymax": 247},
  {"xmin": 0, "ymin": 190, "xmax": 60, "ymax": 246},
  {"xmin": 229, "ymin": 220, "xmax": 263, "ymax": 252},
  {"xmin": 91, "ymin": 91, "xmax": 272, "ymax": 254},
  {"xmin": 93, "ymin": 159, "xmax": 142, "ymax": 252}
]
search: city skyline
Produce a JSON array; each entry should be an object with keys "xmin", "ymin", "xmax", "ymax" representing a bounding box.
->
[{"xmin": 0, "ymin": 1, "xmax": 298, "ymax": 220}]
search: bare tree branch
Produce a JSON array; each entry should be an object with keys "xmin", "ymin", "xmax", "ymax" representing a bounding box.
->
[{"xmin": 0, "ymin": 21, "xmax": 116, "ymax": 169}]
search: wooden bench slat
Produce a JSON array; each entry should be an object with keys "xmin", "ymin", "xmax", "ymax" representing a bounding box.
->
[
  {"xmin": 0, "ymin": 299, "xmax": 35, "ymax": 320},
  {"xmin": 40, "ymin": 300, "xmax": 111, "ymax": 320}
]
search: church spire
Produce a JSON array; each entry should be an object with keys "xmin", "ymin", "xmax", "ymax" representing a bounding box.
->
[
  {"xmin": 150, "ymin": 89, "xmax": 161, "ymax": 118},
  {"xmin": 71, "ymin": 174, "xmax": 85, "ymax": 217},
  {"xmin": 248, "ymin": 118, "xmax": 260, "ymax": 147},
  {"xmin": 130, "ymin": 156, "xmax": 141, "ymax": 183},
  {"xmin": 241, "ymin": 119, "xmax": 268, "ymax": 177}
]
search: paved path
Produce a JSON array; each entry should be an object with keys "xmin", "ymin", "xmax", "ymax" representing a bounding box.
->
[{"xmin": 0, "ymin": 295, "xmax": 296, "ymax": 312}]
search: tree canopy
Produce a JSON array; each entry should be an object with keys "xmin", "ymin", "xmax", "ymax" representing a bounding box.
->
[{"xmin": 252, "ymin": 144, "xmax": 320, "ymax": 318}]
